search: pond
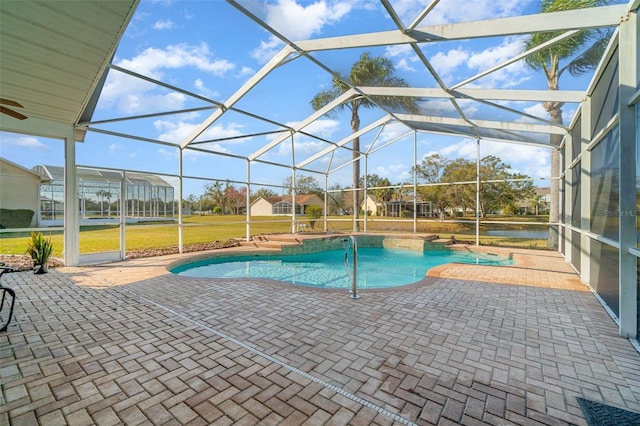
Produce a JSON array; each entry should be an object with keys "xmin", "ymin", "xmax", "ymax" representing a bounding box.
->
[{"xmin": 485, "ymin": 229, "xmax": 549, "ymax": 239}]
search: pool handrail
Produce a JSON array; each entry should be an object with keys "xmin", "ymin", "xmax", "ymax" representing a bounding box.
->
[{"xmin": 342, "ymin": 236, "xmax": 359, "ymax": 299}]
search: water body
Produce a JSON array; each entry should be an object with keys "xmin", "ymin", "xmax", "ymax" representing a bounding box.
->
[
  {"xmin": 171, "ymin": 248, "xmax": 513, "ymax": 289},
  {"xmin": 485, "ymin": 229, "xmax": 549, "ymax": 239}
]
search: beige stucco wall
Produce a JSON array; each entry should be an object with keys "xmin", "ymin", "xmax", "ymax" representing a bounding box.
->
[
  {"xmin": 250, "ymin": 198, "xmax": 274, "ymax": 216},
  {"xmin": 361, "ymin": 195, "xmax": 381, "ymax": 216},
  {"xmin": 250, "ymin": 195, "xmax": 324, "ymax": 216},
  {"xmin": 0, "ymin": 159, "xmax": 40, "ymax": 226},
  {"xmin": 303, "ymin": 195, "xmax": 323, "ymax": 208}
]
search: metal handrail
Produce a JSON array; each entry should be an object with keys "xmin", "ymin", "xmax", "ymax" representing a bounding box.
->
[{"xmin": 342, "ymin": 236, "xmax": 359, "ymax": 299}]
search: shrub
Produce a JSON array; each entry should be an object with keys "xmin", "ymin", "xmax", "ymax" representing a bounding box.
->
[
  {"xmin": 306, "ymin": 205, "xmax": 323, "ymax": 229},
  {"xmin": 26, "ymin": 231, "xmax": 54, "ymax": 274},
  {"xmin": 0, "ymin": 209, "xmax": 34, "ymax": 228}
]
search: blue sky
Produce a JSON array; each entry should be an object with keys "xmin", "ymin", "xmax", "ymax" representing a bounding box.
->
[{"xmin": 1, "ymin": 0, "xmax": 619, "ymax": 197}]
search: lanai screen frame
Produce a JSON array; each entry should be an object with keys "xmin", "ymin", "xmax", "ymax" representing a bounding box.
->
[
  {"xmin": 83, "ymin": 1, "xmax": 640, "ymax": 339},
  {"xmin": 0, "ymin": 1, "xmax": 638, "ymax": 337},
  {"xmin": 73, "ymin": 4, "xmax": 635, "ymax": 238}
]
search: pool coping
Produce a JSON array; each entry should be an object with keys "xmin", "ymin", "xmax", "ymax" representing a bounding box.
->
[{"xmin": 162, "ymin": 235, "xmax": 538, "ymax": 294}]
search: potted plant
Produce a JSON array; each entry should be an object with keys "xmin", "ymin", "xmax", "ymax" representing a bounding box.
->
[{"xmin": 26, "ymin": 231, "xmax": 53, "ymax": 274}]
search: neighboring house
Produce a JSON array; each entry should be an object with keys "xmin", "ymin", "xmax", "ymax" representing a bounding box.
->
[
  {"xmin": 33, "ymin": 164, "xmax": 176, "ymax": 221},
  {"xmin": 517, "ymin": 187, "xmax": 550, "ymax": 215},
  {"xmin": 0, "ymin": 157, "xmax": 47, "ymax": 227},
  {"xmin": 228, "ymin": 200, "xmax": 247, "ymax": 215},
  {"xmin": 250, "ymin": 194, "xmax": 323, "ymax": 216},
  {"xmin": 362, "ymin": 194, "xmax": 384, "ymax": 216},
  {"xmin": 361, "ymin": 193, "xmax": 435, "ymax": 217}
]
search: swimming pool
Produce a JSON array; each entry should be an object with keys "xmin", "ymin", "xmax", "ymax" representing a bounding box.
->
[{"xmin": 170, "ymin": 247, "xmax": 513, "ymax": 289}]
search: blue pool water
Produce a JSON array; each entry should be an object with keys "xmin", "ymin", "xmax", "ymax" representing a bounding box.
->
[{"xmin": 171, "ymin": 248, "xmax": 513, "ymax": 289}]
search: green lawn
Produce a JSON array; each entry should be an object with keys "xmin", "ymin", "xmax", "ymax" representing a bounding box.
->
[{"xmin": 0, "ymin": 214, "xmax": 551, "ymax": 256}]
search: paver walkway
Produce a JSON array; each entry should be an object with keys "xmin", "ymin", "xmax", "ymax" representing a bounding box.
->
[{"xmin": 1, "ymin": 245, "xmax": 639, "ymax": 425}]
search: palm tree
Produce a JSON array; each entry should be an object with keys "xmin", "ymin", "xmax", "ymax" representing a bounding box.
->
[
  {"xmin": 524, "ymin": 0, "xmax": 613, "ymax": 248},
  {"xmin": 96, "ymin": 189, "xmax": 111, "ymax": 217},
  {"xmin": 310, "ymin": 52, "xmax": 418, "ymax": 231}
]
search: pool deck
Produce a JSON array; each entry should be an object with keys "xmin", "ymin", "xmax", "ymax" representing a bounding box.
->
[{"xmin": 1, "ymin": 242, "xmax": 639, "ymax": 425}]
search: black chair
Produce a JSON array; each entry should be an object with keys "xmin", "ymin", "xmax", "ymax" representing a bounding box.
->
[{"xmin": 0, "ymin": 264, "xmax": 16, "ymax": 332}]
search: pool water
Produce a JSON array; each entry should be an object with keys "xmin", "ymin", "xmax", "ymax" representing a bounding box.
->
[{"xmin": 171, "ymin": 248, "xmax": 513, "ymax": 289}]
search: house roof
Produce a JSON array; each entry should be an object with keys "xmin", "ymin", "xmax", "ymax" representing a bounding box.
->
[
  {"xmin": 32, "ymin": 165, "xmax": 173, "ymax": 188},
  {"xmin": 253, "ymin": 194, "xmax": 322, "ymax": 206},
  {"xmin": 0, "ymin": 157, "xmax": 46, "ymax": 181}
]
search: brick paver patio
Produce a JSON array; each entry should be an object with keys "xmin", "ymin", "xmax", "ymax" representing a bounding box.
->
[{"xmin": 1, "ymin": 244, "xmax": 639, "ymax": 425}]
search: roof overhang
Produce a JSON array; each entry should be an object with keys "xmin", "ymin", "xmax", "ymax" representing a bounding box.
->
[{"xmin": 0, "ymin": 0, "xmax": 139, "ymax": 140}]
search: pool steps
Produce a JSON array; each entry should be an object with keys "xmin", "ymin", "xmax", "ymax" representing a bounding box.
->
[
  {"xmin": 239, "ymin": 234, "xmax": 303, "ymax": 249},
  {"xmin": 239, "ymin": 233, "xmax": 449, "ymax": 253}
]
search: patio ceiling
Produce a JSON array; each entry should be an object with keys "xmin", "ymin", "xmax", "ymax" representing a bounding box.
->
[
  {"xmin": 0, "ymin": 1, "xmax": 635, "ymax": 175},
  {"xmin": 0, "ymin": 0, "xmax": 138, "ymax": 139}
]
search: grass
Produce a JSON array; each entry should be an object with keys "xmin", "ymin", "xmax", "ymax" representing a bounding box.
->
[{"xmin": 0, "ymin": 214, "xmax": 551, "ymax": 256}]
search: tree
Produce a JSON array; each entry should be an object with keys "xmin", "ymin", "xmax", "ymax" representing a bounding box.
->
[
  {"xmin": 306, "ymin": 205, "xmax": 323, "ymax": 230},
  {"xmin": 183, "ymin": 194, "xmax": 198, "ymax": 213},
  {"xmin": 251, "ymin": 188, "xmax": 277, "ymax": 202},
  {"xmin": 441, "ymin": 158, "xmax": 476, "ymax": 214},
  {"xmin": 478, "ymin": 156, "xmax": 535, "ymax": 218},
  {"xmin": 225, "ymin": 185, "xmax": 247, "ymax": 215},
  {"xmin": 310, "ymin": 52, "xmax": 418, "ymax": 231},
  {"xmin": 96, "ymin": 189, "xmax": 112, "ymax": 217},
  {"xmin": 326, "ymin": 183, "xmax": 348, "ymax": 215},
  {"xmin": 360, "ymin": 174, "xmax": 393, "ymax": 216},
  {"xmin": 524, "ymin": 0, "xmax": 613, "ymax": 248},
  {"xmin": 204, "ymin": 180, "xmax": 236, "ymax": 215},
  {"xmin": 415, "ymin": 154, "xmax": 536, "ymax": 218},
  {"xmin": 283, "ymin": 175, "xmax": 322, "ymax": 195},
  {"xmin": 413, "ymin": 154, "xmax": 452, "ymax": 220},
  {"xmin": 204, "ymin": 181, "xmax": 223, "ymax": 214}
]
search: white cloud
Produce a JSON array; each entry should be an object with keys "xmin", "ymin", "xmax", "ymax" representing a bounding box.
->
[
  {"xmin": 101, "ymin": 43, "xmax": 235, "ymax": 114},
  {"xmin": 423, "ymin": 37, "xmax": 533, "ymax": 89},
  {"xmin": 430, "ymin": 47, "xmax": 469, "ymax": 78},
  {"xmin": 417, "ymin": 98, "xmax": 478, "ymax": 117},
  {"xmin": 385, "ymin": 45, "xmax": 420, "ymax": 72},
  {"xmin": 1, "ymin": 134, "xmax": 49, "ymax": 152},
  {"xmin": 370, "ymin": 122, "xmax": 413, "ymax": 147},
  {"xmin": 372, "ymin": 164, "xmax": 412, "ymax": 182},
  {"xmin": 523, "ymin": 103, "xmax": 550, "ymax": 121},
  {"xmin": 152, "ymin": 19, "xmax": 174, "ymax": 30},
  {"xmin": 153, "ymin": 119, "xmax": 247, "ymax": 153},
  {"xmin": 265, "ymin": 0, "xmax": 351, "ymax": 41},
  {"xmin": 461, "ymin": 36, "xmax": 531, "ymax": 89},
  {"xmin": 194, "ymin": 78, "xmax": 219, "ymax": 99},
  {"xmin": 275, "ymin": 137, "xmax": 326, "ymax": 157},
  {"xmin": 108, "ymin": 144, "xmax": 123, "ymax": 154},
  {"xmin": 395, "ymin": 58, "xmax": 416, "ymax": 72},
  {"xmin": 467, "ymin": 36, "xmax": 525, "ymax": 70},
  {"xmin": 252, "ymin": 0, "xmax": 352, "ymax": 63},
  {"xmin": 263, "ymin": 118, "xmax": 340, "ymax": 159},
  {"xmin": 437, "ymin": 138, "xmax": 550, "ymax": 179},
  {"xmin": 251, "ymin": 37, "xmax": 284, "ymax": 64},
  {"xmin": 385, "ymin": 5, "xmax": 535, "ymax": 87},
  {"xmin": 522, "ymin": 103, "xmax": 575, "ymax": 125},
  {"xmin": 237, "ymin": 66, "xmax": 255, "ymax": 78},
  {"xmin": 298, "ymin": 118, "xmax": 340, "ymax": 138},
  {"xmin": 393, "ymin": 0, "xmax": 534, "ymax": 26},
  {"xmin": 116, "ymin": 43, "xmax": 234, "ymax": 77}
]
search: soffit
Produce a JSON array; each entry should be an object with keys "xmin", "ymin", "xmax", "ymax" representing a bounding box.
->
[{"xmin": 0, "ymin": 0, "xmax": 138, "ymax": 129}]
